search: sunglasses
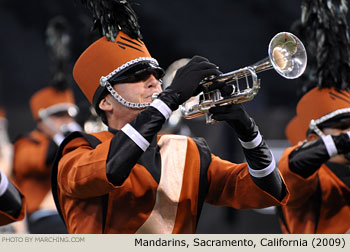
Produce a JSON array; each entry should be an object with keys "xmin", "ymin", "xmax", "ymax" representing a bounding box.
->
[
  {"xmin": 50, "ymin": 111, "xmax": 71, "ymax": 118},
  {"xmin": 327, "ymin": 120, "xmax": 350, "ymax": 130},
  {"xmin": 109, "ymin": 63, "xmax": 164, "ymax": 84},
  {"xmin": 319, "ymin": 117, "xmax": 350, "ymax": 131}
]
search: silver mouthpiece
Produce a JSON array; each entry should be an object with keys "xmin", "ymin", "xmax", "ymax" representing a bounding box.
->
[{"xmin": 152, "ymin": 93, "xmax": 159, "ymax": 101}]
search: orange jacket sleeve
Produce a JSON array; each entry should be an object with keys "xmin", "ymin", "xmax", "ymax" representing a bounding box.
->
[
  {"xmin": 205, "ymin": 154, "xmax": 289, "ymax": 209},
  {"xmin": 58, "ymin": 137, "xmax": 119, "ymax": 199},
  {"xmin": 278, "ymin": 146, "xmax": 318, "ymax": 207}
]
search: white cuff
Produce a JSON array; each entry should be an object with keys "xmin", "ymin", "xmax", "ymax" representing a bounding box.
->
[
  {"xmin": 0, "ymin": 171, "xmax": 9, "ymax": 197},
  {"xmin": 239, "ymin": 131, "xmax": 262, "ymax": 149},
  {"xmin": 150, "ymin": 99, "xmax": 172, "ymax": 120},
  {"xmin": 121, "ymin": 123, "xmax": 150, "ymax": 151},
  {"xmin": 53, "ymin": 133, "xmax": 65, "ymax": 146},
  {"xmin": 321, "ymin": 135, "xmax": 338, "ymax": 157},
  {"xmin": 248, "ymin": 153, "xmax": 276, "ymax": 178},
  {"xmin": 66, "ymin": 122, "xmax": 82, "ymax": 132}
]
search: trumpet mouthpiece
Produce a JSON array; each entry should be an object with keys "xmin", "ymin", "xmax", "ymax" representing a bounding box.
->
[{"xmin": 152, "ymin": 93, "xmax": 159, "ymax": 100}]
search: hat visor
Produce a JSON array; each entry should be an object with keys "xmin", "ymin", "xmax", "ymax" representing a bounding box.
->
[
  {"xmin": 38, "ymin": 103, "xmax": 78, "ymax": 120},
  {"xmin": 109, "ymin": 62, "xmax": 164, "ymax": 84}
]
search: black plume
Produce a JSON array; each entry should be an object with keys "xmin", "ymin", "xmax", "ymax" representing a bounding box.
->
[
  {"xmin": 300, "ymin": 0, "xmax": 350, "ymax": 91},
  {"xmin": 80, "ymin": 0, "xmax": 142, "ymax": 41},
  {"xmin": 46, "ymin": 16, "xmax": 72, "ymax": 91},
  {"xmin": 290, "ymin": 20, "xmax": 318, "ymax": 98}
]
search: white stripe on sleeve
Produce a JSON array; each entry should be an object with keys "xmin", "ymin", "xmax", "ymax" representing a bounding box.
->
[
  {"xmin": 321, "ymin": 135, "xmax": 338, "ymax": 157},
  {"xmin": 248, "ymin": 153, "xmax": 276, "ymax": 178},
  {"xmin": 150, "ymin": 99, "xmax": 172, "ymax": 120},
  {"xmin": 239, "ymin": 131, "xmax": 262, "ymax": 149},
  {"xmin": 121, "ymin": 123, "xmax": 150, "ymax": 151}
]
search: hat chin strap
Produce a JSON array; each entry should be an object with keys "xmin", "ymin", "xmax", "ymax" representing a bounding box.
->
[
  {"xmin": 308, "ymin": 108, "xmax": 350, "ymax": 138},
  {"xmin": 98, "ymin": 57, "xmax": 161, "ymax": 109},
  {"xmin": 104, "ymin": 81, "xmax": 158, "ymax": 109},
  {"xmin": 309, "ymin": 119, "xmax": 326, "ymax": 138}
]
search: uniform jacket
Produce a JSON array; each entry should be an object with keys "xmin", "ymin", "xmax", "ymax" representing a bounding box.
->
[
  {"xmin": 53, "ymin": 130, "xmax": 289, "ymax": 234},
  {"xmin": 278, "ymin": 146, "xmax": 350, "ymax": 234},
  {"xmin": 13, "ymin": 130, "xmax": 55, "ymax": 214}
]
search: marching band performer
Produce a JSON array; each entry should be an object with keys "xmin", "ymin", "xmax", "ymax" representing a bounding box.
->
[
  {"xmin": 278, "ymin": 0, "xmax": 350, "ymax": 234},
  {"xmin": 12, "ymin": 87, "xmax": 81, "ymax": 233},
  {"xmin": 12, "ymin": 16, "xmax": 82, "ymax": 233},
  {"xmin": 51, "ymin": 0, "xmax": 289, "ymax": 233}
]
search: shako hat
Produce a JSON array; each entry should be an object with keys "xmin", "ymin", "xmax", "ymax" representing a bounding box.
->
[
  {"xmin": 73, "ymin": 0, "xmax": 164, "ymax": 110},
  {"xmin": 294, "ymin": 87, "xmax": 350, "ymax": 141},
  {"xmin": 73, "ymin": 32, "xmax": 163, "ymax": 108},
  {"xmin": 29, "ymin": 87, "xmax": 78, "ymax": 121}
]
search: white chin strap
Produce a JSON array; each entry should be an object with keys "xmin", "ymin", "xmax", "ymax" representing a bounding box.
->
[
  {"xmin": 104, "ymin": 80, "xmax": 158, "ymax": 109},
  {"xmin": 309, "ymin": 119, "xmax": 326, "ymax": 138},
  {"xmin": 99, "ymin": 57, "xmax": 162, "ymax": 110},
  {"xmin": 309, "ymin": 108, "xmax": 350, "ymax": 137}
]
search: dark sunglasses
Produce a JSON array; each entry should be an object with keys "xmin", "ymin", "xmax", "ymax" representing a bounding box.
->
[
  {"xmin": 327, "ymin": 120, "xmax": 350, "ymax": 130},
  {"xmin": 319, "ymin": 116, "xmax": 350, "ymax": 131},
  {"xmin": 50, "ymin": 111, "xmax": 70, "ymax": 118},
  {"xmin": 110, "ymin": 63, "xmax": 164, "ymax": 84}
]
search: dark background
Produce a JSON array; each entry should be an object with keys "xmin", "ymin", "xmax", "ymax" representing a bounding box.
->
[{"xmin": 0, "ymin": 0, "xmax": 303, "ymax": 233}]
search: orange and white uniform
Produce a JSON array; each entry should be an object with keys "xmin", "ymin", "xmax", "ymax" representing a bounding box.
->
[
  {"xmin": 279, "ymin": 147, "xmax": 350, "ymax": 234},
  {"xmin": 278, "ymin": 87, "xmax": 350, "ymax": 234},
  {"xmin": 53, "ymin": 31, "xmax": 289, "ymax": 234},
  {"xmin": 53, "ymin": 130, "xmax": 289, "ymax": 234}
]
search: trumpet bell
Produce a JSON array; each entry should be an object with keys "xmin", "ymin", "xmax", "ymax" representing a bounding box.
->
[{"xmin": 269, "ymin": 32, "xmax": 307, "ymax": 79}]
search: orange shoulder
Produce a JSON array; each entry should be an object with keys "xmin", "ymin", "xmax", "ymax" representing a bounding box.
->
[
  {"xmin": 62, "ymin": 131, "xmax": 113, "ymax": 156},
  {"xmin": 90, "ymin": 131, "xmax": 114, "ymax": 142}
]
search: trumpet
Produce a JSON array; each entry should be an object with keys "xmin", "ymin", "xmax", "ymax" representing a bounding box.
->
[{"xmin": 180, "ymin": 32, "xmax": 307, "ymax": 124}]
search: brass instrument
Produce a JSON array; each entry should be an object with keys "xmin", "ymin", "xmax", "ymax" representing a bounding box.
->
[{"xmin": 180, "ymin": 32, "xmax": 307, "ymax": 124}]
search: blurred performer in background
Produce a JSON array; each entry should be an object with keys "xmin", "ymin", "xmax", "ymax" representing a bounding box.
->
[
  {"xmin": 12, "ymin": 87, "xmax": 80, "ymax": 234},
  {"xmin": 278, "ymin": 0, "xmax": 350, "ymax": 234},
  {"xmin": 83, "ymin": 106, "xmax": 108, "ymax": 134},
  {"xmin": 51, "ymin": 0, "xmax": 289, "ymax": 234},
  {"xmin": 0, "ymin": 108, "xmax": 26, "ymax": 230},
  {"xmin": 12, "ymin": 16, "xmax": 81, "ymax": 234}
]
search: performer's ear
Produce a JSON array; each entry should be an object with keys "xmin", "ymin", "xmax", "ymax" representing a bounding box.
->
[{"xmin": 98, "ymin": 96, "xmax": 113, "ymax": 113}]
